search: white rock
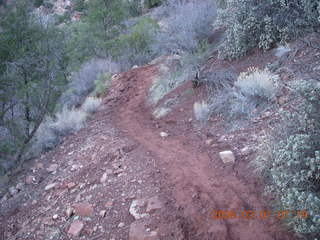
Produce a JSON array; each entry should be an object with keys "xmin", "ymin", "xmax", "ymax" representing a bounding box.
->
[
  {"xmin": 219, "ymin": 151, "xmax": 235, "ymax": 164},
  {"xmin": 129, "ymin": 199, "xmax": 148, "ymax": 220},
  {"xmin": 100, "ymin": 173, "xmax": 108, "ymax": 183},
  {"xmin": 16, "ymin": 182, "xmax": 24, "ymax": 190},
  {"xmin": 240, "ymin": 147, "xmax": 250, "ymax": 155},
  {"xmin": 160, "ymin": 132, "xmax": 168, "ymax": 138},
  {"xmin": 118, "ymin": 222, "xmax": 125, "ymax": 228},
  {"xmin": 52, "ymin": 214, "xmax": 58, "ymax": 220},
  {"xmin": 45, "ymin": 183, "xmax": 57, "ymax": 191}
]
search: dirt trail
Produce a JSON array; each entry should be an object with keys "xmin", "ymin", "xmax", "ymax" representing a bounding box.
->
[{"xmin": 106, "ymin": 65, "xmax": 295, "ymax": 240}]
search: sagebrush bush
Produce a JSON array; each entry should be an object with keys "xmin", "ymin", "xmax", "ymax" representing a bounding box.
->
[
  {"xmin": 208, "ymin": 68, "xmax": 279, "ymax": 120},
  {"xmin": 81, "ymin": 97, "xmax": 102, "ymax": 114},
  {"xmin": 59, "ymin": 58, "xmax": 119, "ymax": 109},
  {"xmin": 255, "ymin": 80, "xmax": 320, "ymax": 236},
  {"xmin": 235, "ymin": 67, "xmax": 279, "ymax": 102},
  {"xmin": 194, "ymin": 101, "xmax": 210, "ymax": 123},
  {"xmin": 49, "ymin": 108, "xmax": 87, "ymax": 137},
  {"xmin": 153, "ymin": 0, "xmax": 216, "ymax": 54},
  {"xmin": 217, "ymin": 0, "xmax": 320, "ymax": 59}
]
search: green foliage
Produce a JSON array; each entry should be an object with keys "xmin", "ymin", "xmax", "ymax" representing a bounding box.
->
[
  {"xmin": 94, "ymin": 72, "xmax": 112, "ymax": 97},
  {"xmin": 43, "ymin": 0, "xmax": 54, "ymax": 9},
  {"xmin": 217, "ymin": 0, "xmax": 320, "ymax": 59},
  {"xmin": 0, "ymin": 0, "xmax": 68, "ymax": 167},
  {"xmin": 66, "ymin": 0, "xmax": 136, "ymax": 67},
  {"xmin": 255, "ymin": 81, "xmax": 320, "ymax": 236},
  {"xmin": 72, "ymin": 0, "xmax": 86, "ymax": 12},
  {"xmin": 33, "ymin": 0, "xmax": 44, "ymax": 8},
  {"xmin": 108, "ymin": 17, "xmax": 159, "ymax": 65},
  {"xmin": 145, "ymin": 0, "xmax": 162, "ymax": 9}
]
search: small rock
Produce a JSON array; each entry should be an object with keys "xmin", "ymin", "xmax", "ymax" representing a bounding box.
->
[
  {"xmin": 105, "ymin": 201, "xmax": 113, "ymax": 208},
  {"xmin": 66, "ymin": 207, "xmax": 74, "ymax": 218},
  {"xmin": 100, "ymin": 173, "xmax": 108, "ymax": 183},
  {"xmin": 47, "ymin": 164, "xmax": 58, "ymax": 173},
  {"xmin": 26, "ymin": 176, "xmax": 35, "ymax": 184},
  {"xmin": 70, "ymin": 165, "xmax": 78, "ymax": 171},
  {"xmin": 219, "ymin": 151, "xmax": 236, "ymax": 164},
  {"xmin": 160, "ymin": 132, "xmax": 168, "ymax": 138},
  {"xmin": 240, "ymin": 147, "xmax": 251, "ymax": 155},
  {"xmin": 132, "ymin": 65, "xmax": 138, "ymax": 69},
  {"xmin": 205, "ymin": 139, "xmax": 213, "ymax": 145},
  {"xmin": 45, "ymin": 183, "xmax": 57, "ymax": 191},
  {"xmin": 112, "ymin": 162, "xmax": 122, "ymax": 169},
  {"xmin": 67, "ymin": 182, "xmax": 76, "ymax": 189},
  {"xmin": 73, "ymin": 202, "xmax": 94, "ymax": 217},
  {"xmin": 8, "ymin": 186, "xmax": 17, "ymax": 196},
  {"xmin": 52, "ymin": 214, "xmax": 58, "ymax": 220},
  {"xmin": 35, "ymin": 163, "xmax": 44, "ymax": 169},
  {"xmin": 188, "ymin": 118, "xmax": 193, "ymax": 122},
  {"xmin": 16, "ymin": 182, "xmax": 24, "ymax": 190},
  {"xmin": 99, "ymin": 210, "xmax": 106, "ymax": 217},
  {"xmin": 42, "ymin": 217, "xmax": 54, "ymax": 226},
  {"xmin": 68, "ymin": 220, "xmax": 84, "ymax": 237},
  {"xmin": 129, "ymin": 199, "xmax": 148, "ymax": 220},
  {"xmin": 262, "ymin": 111, "xmax": 272, "ymax": 119},
  {"xmin": 278, "ymin": 96, "xmax": 288, "ymax": 105},
  {"xmin": 118, "ymin": 222, "xmax": 125, "ymax": 228}
]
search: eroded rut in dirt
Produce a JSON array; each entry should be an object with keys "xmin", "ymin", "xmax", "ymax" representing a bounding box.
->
[{"xmin": 107, "ymin": 65, "xmax": 295, "ymax": 240}]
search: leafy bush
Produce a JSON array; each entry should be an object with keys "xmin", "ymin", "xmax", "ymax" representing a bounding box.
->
[
  {"xmin": 33, "ymin": 0, "xmax": 44, "ymax": 8},
  {"xmin": 255, "ymin": 80, "xmax": 320, "ymax": 236},
  {"xmin": 72, "ymin": 0, "xmax": 86, "ymax": 12},
  {"xmin": 217, "ymin": 0, "xmax": 320, "ymax": 59},
  {"xmin": 108, "ymin": 17, "xmax": 159, "ymax": 66},
  {"xmin": 59, "ymin": 58, "xmax": 119, "ymax": 109},
  {"xmin": 153, "ymin": 0, "xmax": 216, "ymax": 54},
  {"xmin": 144, "ymin": 0, "xmax": 163, "ymax": 9},
  {"xmin": 94, "ymin": 72, "xmax": 112, "ymax": 97}
]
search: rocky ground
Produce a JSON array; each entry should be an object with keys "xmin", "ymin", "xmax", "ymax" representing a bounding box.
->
[{"xmin": 1, "ymin": 33, "xmax": 319, "ymax": 240}]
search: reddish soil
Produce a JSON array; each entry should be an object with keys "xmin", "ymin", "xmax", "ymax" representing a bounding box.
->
[{"xmin": 105, "ymin": 62, "xmax": 296, "ymax": 240}]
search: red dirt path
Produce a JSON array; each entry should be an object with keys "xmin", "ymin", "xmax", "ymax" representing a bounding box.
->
[{"xmin": 106, "ymin": 63, "xmax": 296, "ymax": 240}]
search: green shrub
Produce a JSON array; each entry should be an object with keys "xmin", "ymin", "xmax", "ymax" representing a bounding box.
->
[
  {"xmin": 94, "ymin": 72, "xmax": 112, "ymax": 97},
  {"xmin": 73, "ymin": 0, "xmax": 86, "ymax": 12},
  {"xmin": 144, "ymin": 0, "xmax": 162, "ymax": 9},
  {"xmin": 33, "ymin": 0, "xmax": 44, "ymax": 8},
  {"xmin": 43, "ymin": 0, "xmax": 54, "ymax": 9},
  {"xmin": 108, "ymin": 17, "xmax": 159, "ymax": 66},
  {"xmin": 217, "ymin": 0, "xmax": 320, "ymax": 59},
  {"xmin": 255, "ymin": 80, "xmax": 320, "ymax": 236}
]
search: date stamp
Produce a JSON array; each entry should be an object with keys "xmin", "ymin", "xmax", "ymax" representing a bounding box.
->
[{"xmin": 212, "ymin": 209, "xmax": 309, "ymax": 220}]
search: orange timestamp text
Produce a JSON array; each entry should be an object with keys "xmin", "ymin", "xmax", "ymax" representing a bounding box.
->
[{"xmin": 211, "ymin": 209, "xmax": 309, "ymax": 220}]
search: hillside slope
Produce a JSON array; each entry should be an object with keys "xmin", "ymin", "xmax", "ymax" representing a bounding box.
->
[{"xmin": 1, "ymin": 33, "xmax": 320, "ymax": 239}]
